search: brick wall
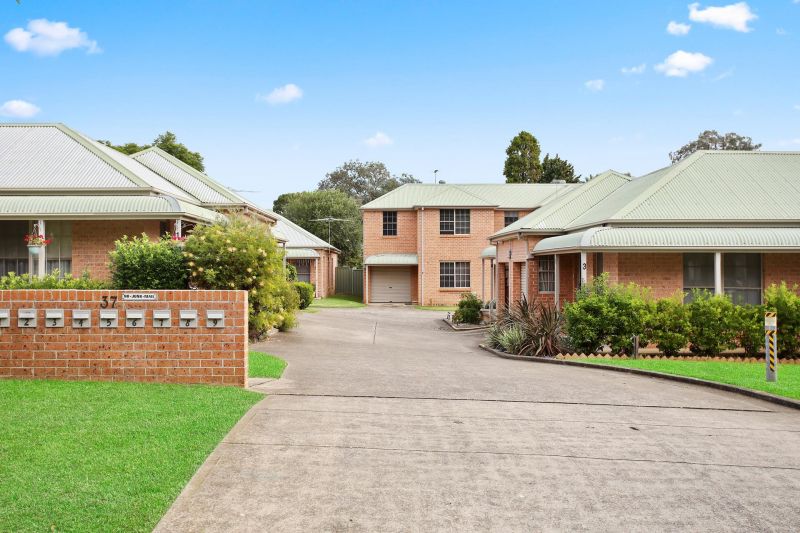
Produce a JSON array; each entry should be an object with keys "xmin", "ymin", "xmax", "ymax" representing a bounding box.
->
[
  {"xmin": 615, "ymin": 252, "xmax": 683, "ymax": 299},
  {"xmin": 305, "ymin": 249, "xmax": 338, "ymax": 298},
  {"xmin": 72, "ymin": 220, "xmax": 162, "ymax": 280},
  {"xmin": 763, "ymin": 253, "xmax": 800, "ymax": 289},
  {"xmin": 0, "ymin": 290, "xmax": 248, "ymax": 386}
]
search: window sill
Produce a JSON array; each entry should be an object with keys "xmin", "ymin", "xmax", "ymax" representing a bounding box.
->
[
  {"xmin": 438, "ymin": 234, "xmax": 471, "ymax": 238},
  {"xmin": 438, "ymin": 287, "xmax": 471, "ymax": 292}
]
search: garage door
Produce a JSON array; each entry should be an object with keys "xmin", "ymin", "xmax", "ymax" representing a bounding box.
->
[{"xmin": 370, "ymin": 267, "xmax": 412, "ymax": 303}]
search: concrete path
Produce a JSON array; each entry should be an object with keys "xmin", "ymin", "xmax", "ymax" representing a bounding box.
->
[{"xmin": 156, "ymin": 306, "xmax": 800, "ymax": 532}]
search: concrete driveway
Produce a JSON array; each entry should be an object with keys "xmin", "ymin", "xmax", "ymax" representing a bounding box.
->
[{"xmin": 156, "ymin": 306, "xmax": 800, "ymax": 532}]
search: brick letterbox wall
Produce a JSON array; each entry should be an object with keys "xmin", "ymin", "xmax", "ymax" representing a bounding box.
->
[{"xmin": 0, "ymin": 290, "xmax": 248, "ymax": 386}]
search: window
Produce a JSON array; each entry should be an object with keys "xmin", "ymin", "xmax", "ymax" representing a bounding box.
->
[
  {"xmin": 439, "ymin": 209, "xmax": 470, "ymax": 234},
  {"xmin": 724, "ymin": 253, "xmax": 762, "ymax": 305},
  {"xmin": 538, "ymin": 255, "xmax": 555, "ymax": 292},
  {"xmin": 504, "ymin": 211, "xmax": 519, "ymax": 227},
  {"xmin": 593, "ymin": 252, "xmax": 604, "ymax": 278},
  {"xmin": 382, "ymin": 211, "xmax": 397, "ymax": 236},
  {"xmin": 520, "ymin": 261, "xmax": 528, "ymax": 298},
  {"xmin": 440, "ymin": 261, "xmax": 470, "ymax": 288},
  {"xmin": 0, "ymin": 221, "xmax": 30, "ymax": 276},
  {"xmin": 294, "ymin": 259, "xmax": 311, "ymax": 283},
  {"xmin": 683, "ymin": 253, "xmax": 715, "ymax": 302},
  {"xmin": 44, "ymin": 221, "xmax": 72, "ymax": 277}
]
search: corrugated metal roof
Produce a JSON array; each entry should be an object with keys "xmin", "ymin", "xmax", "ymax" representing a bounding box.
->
[
  {"xmin": 533, "ymin": 227, "xmax": 800, "ymax": 253},
  {"xmin": 492, "ymin": 171, "xmax": 631, "ymax": 239},
  {"xmin": 0, "ymin": 195, "xmax": 223, "ymax": 222},
  {"xmin": 131, "ymin": 147, "xmax": 243, "ymax": 205},
  {"xmin": 267, "ymin": 210, "xmax": 337, "ymax": 251},
  {"xmin": 0, "ymin": 123, "xmax": 197, "ymax": 202},
  {"xmin": 361, "ymin": 182, "xmax": 574, "ymax": 209},
  {"xmin": 364, "ymin": 253, "xmax": 418, "ymax": 265},
  {"xmin": 568, "ymin": 151, "xmax": 800, "ymax": 229},
  {"xmin": 285, "ymin": 248, "xmax": 320, "ymax": 259}
]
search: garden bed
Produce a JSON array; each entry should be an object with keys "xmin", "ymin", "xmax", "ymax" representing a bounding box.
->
[{"xmin": 442, "ymin": 318, "xmax": 490, "ymax": 331}]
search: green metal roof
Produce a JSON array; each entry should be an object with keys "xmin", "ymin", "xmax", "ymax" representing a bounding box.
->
[
  {"xmin": 533, "ymin": 227, "xmax": 800, "ymax": 254},
  {"xmin": 492, "ymin": 171, "xmax": 632, "ymax": 239},
  {"xmin": 268, "ymin": 210, "xmax": 338, "ymax": 251},
  {"xmin": 0, "ymin": 195, "xmax": 224, "ymax": 223},
  {"xmin": 361, "ymin": 183, "xmax": 575, "ymax": 210},
  {"xmin": 284, "ymin": 247, "xmax": 320, "ymax": 259},
  {"xmin": 567, "ymin": 151, "xmax": 800, "ymax": 229},
  {"xmin": 364, "ymin": 253, "xmax": 418, "ymax": 266},
  {"xmin": 481, "ymin": 245, "xmax": 497, "ymax": 258}
]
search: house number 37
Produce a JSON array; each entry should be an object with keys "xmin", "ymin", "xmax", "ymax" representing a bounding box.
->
[{"xmin": 100, "ymin": 296, "xmax": 117, "ymax": 308}]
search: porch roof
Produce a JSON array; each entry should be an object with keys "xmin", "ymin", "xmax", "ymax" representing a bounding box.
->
[
  {"xmin": 364, "ymin": 253, "xmax": 418, "ymax": 266},
  {"xmin": 532, "ymin": 227, "xmax": 800, "ymax": 254},
  {"xmin": 481, "ymin": 245, "xmax": 497, "ymax": 258},
  {"xmin": 285, "ymin": 247, "xmax": 320, "ymax": 259}
]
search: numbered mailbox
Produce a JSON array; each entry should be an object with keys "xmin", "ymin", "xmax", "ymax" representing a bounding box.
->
[
  {"xmin": 18, "ymin": 309, "xmax": 36, "ymax": 328},
  {"xmin": 0, "ymin": 309, "xmax": 9, "ymax": 328},
  {"xmin": 206, "ymin": 310, "xmax": 225, "ymax": 328},
  {"xmin": 99, "ymin": 309, "xmax": 118, "ymax": 328},
  {"xmin": 153, "ymin": 310, "xmax": 171, "ymax": 328},
  {"xmin": 125, "ymin": 309, "xmax": 145, "ymax": 328},
  {"xmin": 72, "ymin": 309, "xmax": 91, "ymax": 329},
  {"xmin": 179, "ymin": 309, "xmax": 198, "ymax": 328},
  {"xmin": 45, "ymin": 309, "xmax": 65, "ymax": 328}
]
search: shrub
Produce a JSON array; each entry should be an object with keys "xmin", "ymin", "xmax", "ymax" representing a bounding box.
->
[
  {"xmin": 293, "ymin": 282, "xmax": 315, "ymax": 309},
  {"xmin": 0, "ymin": 270, "xmax": 107, "ymax": 290},
  {"xmin": 498, "ymin": 297, "xmax": 565, "ymax": 357},
  {"xmin": 734, "ymin": 304, "xmax": 765, "ymax": 357},
  {"xmin": 686, "ymin": 290, "xmax": 737, "ymax": 355},
  {"xmin": 183, "ymin": 216, "xmax": 299, "ymax": 338},
  {"xmin": 486, "ymin": 323, "xmax": 505, "ymax": 350},
  {"xmin": 285, "ymin": 263, "xmax": 298, "ymax": 282},
  {"xmin": 645, "ymin": 295, "xmax": 690, "ymax": 356},
  {"xmin": 108, "ymin": 234, "xmax": 187, "ymax": 290},
  {"xmin": 563, "ymin": 274, "xmax": 651, "ymax": 354},
  {"xmin": 498, "ymin": 324, "xmax": 526, "ymax": 354},
  {"xmin": 764, "ymin": 282, "xmax": 800, "ymax": 356},
  {"xmin": 453, "ymin": 292, "xmax": 482, "ymax": 324}
]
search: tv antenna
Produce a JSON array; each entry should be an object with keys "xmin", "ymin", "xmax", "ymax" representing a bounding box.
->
[{"xmin": 311, "ymin": 217, "xmax": 351, "ymax": 244}]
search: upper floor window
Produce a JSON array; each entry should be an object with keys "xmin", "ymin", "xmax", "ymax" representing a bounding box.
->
[
  {"xmin": 440, "ymin": 209, "xmax": 470, "ymax": 235},
  {"xmin": 504, "ymin": 211, "xmax": 519, "ymax": 227},
  {"xmin": 538, "ymin": 255, "xmax": 555, "ymax": 292},
  {"xmin": 382, "ymin": 211, "xmax": 397, "ymax": 236}
]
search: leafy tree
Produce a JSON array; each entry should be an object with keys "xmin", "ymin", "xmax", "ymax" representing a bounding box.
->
[
  {"xmin": 100, "ymin": 131, "xmax": 205, "ymax": 171},
  {"xmin": 669, "ymin": 130, "xmax": 761, "ymax": 164},
  {"xmin": 541, "ymin": 153, "xmax": 581, "ymax": 183},
  {"xmin": 503, "ymin": 131, "xmax": 542, "ymax": 183},
  {"xmin": 273, "ymin": 190, "xmax": 363, "ymax": 266},
  {"xmin": 318, "ymin": 160, "xmax": 419, "ymax": 204}
]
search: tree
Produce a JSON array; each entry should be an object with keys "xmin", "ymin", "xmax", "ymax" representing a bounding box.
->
[
  {"xmin": 669, "ymin": 130, "xmax": 762, "ymax": 164},
  {"xmin": 503, "ymin": 131, "xmax": 542, "ymax": 183},
  {"xmin": 318, "ymin": 160, "xmax": 419, "ymax": 204},
  {"xmin": 274, "ymin": 190, "xmax": 363, "ymax": 266},
  {"xmin": 541, "ymin": 153, "xmax": 581, "ymax": 183},
  {"xmin": 100, "ymin": 131, "xmax": 205, "ymax": 171}
]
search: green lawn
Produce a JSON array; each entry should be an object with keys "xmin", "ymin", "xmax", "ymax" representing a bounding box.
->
[
  {"xmin": 0, "ymin": 379, "xmax": 262, "ymax": 533},
  {"xmin": 414, "ymin": 305, "xmax": 458, "ymax": 311},
  {"xmin": 248, "ymin": 351, "xmax": 287, "ymax": 378},
  {"xmin": 580, "ymin": 358, "xmax": 800, "ymax": 400},
  {"xmin": 309, "ymin": 294, "xmax": 366, "ymax": 308}
]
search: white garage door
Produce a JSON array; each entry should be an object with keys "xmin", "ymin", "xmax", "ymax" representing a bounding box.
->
[{"xmin": 370, "ymin": 267, "xmax": 412, "ymax": 303}]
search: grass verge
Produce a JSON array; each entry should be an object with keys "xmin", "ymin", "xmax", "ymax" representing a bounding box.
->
[
  {"xmin": 310, "ymin": 294, "xmax": 365, "ymax": 308},
  {"xmin": 249, "ymin": 352, "xmax": 287, "ymax": 378},
  {"xmin": 0, "ymin": 379, "xmax": 261, "ymax": 533},
  {"xmin": 414, "ymin": 305, "xmax": 458, "ymax": 311},
  {"xmin": 580, "ymin": 358, "xmax": 800, "ymax": 400}
]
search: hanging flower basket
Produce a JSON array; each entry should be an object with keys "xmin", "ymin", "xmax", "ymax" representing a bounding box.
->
[{"xmin": 24, "ymin": 233, "xmax": 51, "ymax": 255}]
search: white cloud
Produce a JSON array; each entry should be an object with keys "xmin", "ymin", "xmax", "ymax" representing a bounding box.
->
[
  {"xmin": 621, "ymin": 64, "xmax": 646, "ymax": 75},
  {"xmin": 4, "ymin": 19, "xmax": 100, "ymax": 56},
  {"xmin": 257, "ymin": 83, "xmax": 303, "ymax": 105},
  {"xmin": 364, "ymin": 131, "xmax": 393, "ymax": 147},
  {"xmin": 584, "ymin": 79, "xmax": 605, "ymax": 91},
  {"xmin": 794, "ymin": 104, "xmax": 800, "ymax": 111},
  {"xmin": 688, "ymin": 2, "xmax": 757, "ymax": 32},
  {"xmin": 712, "ymin": 68, "xmax": 735, "ymax": 81},
  {"xmin": 667, "ymin": 21, "xmax": 692, "ymax": 35},
  {"xmin": 655, "ymin": 50, "xmax": 713, "ymax": 77},
  {"xmin": 0, "ymin": 99, "xmax": 41, "ymax": 118}
]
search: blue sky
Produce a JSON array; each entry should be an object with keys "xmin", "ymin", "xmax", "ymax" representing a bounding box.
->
[{"xmin": 2, "ymin": 1, "xmax": 799, "ymax": 208}]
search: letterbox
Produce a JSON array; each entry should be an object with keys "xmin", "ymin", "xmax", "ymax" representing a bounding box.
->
[
  {"xmin": 99, "ymin": 309, "xmax": 118, "ymax": 328},
  {"xmin": 0, "ymin": 309, "xmax": 9, "ymax": 328},
  {"xmin": 72, "ymin": 309, "xmax": 91, "ymax": 329},
  {"xmin": 206, "ymin": 310, "xmax": 225, "ymax": 328},
  {"xmin": 125, "ymin": 309, "xmax": 145, "ymax": 328},
  {"xmin": 179, "ymin": 309, "xmax": 198, "ymax": 328},
  {"xmin": 18, "ymin": 309, "xmax": 36, "ymax": 328},
  {"xmin": 153, "ymin": 310, "xmax": 171, "ymax": 328},
  {"xmin": 45, "ymin": 309, "xmax": 65, "ymax": 328}
]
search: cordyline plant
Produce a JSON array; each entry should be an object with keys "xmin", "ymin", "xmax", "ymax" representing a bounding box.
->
[
  {"xmin": 492, "ymin": 296, "xmax": 566, "ymax": 357},
  {"xmin": 183, "ymin": 216, "xmax": 299, "ymax": 338}
]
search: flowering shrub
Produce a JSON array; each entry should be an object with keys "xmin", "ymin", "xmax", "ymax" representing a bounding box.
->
[
  {"xmin": 108, "ymin": 234, "xmax": 187, "ymax": 290},
  {"xmin": 183, "ymin": 216, "xmax": 299, "ymax": 338},
  {"xmin": 0, "ymin": 271, "xmax": 107, "ymax": 289}
]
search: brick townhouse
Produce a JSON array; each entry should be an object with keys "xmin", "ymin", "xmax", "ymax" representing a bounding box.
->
[
  {"xmin": 0, "ymin": 123, "xmax": 338, "ymax": 290},
  {"xmin": 361, "ymin": 182, "xmax": 575, "ymax": 305},
  {"xmin": 491, "ymin": 151, "xmax": 800, "ymax": 311}
]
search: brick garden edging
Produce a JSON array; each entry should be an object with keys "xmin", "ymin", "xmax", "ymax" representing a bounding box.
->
[
  {"xmin": 0, "ymin": 289, "xmax": 248, "ymax": 386},
  {"xmin": 441, "ymin": 318, "xmax": 490, "ymax": 332},
  {"xmin": 478, "ymin": 344, "xmax": 800, "ymax": 411}
]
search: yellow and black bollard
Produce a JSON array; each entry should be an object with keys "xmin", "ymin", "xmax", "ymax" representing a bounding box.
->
[{"xmin": 764, "ymin": 311, "xmax": 777, "ymax": 382}]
